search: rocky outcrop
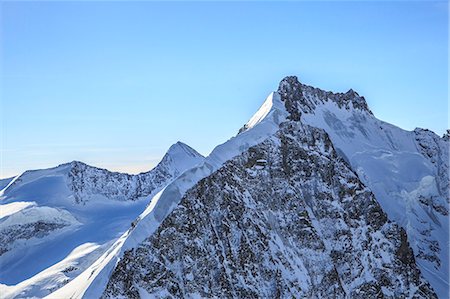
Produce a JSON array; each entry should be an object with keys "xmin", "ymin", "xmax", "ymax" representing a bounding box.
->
[{"xmin": 278, "ymin": 76, "xmax": 373, "ymax": 118}]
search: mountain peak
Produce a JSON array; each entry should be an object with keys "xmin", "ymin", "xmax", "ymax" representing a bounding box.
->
[
  {"xmin": 345, "ymin": 88, "xmax": 357, "ymax": 96},
  {"xmin": 155, "ymin": 141, "xmax": 205, "ymax": 178},
  {"xmin": 166, "ymin": 141, "xmax": 203, "ymax": 159},
  {"xmin": 279, "ymin": 75, "xmax": 301, "ymax": 89},
  {"xmin": 277, "ymin": 75, "xmax": 372, "ymax": 117}
]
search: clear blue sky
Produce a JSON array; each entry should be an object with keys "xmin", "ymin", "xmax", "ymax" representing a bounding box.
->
[{"xmin": 0, "ymin": 1, "xmax": 447, "ymax": 178}]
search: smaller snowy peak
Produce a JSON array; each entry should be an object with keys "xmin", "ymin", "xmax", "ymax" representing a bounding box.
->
[
  {"xmin": 66, "ymin": 142, "xmax": 204, "ymax": 204},
  {"xmin": 277, "ymin": 75, "xmax": 373, "ymax": 118},
  {"xmin": 165, "ymin": 141, "xmax": 203, "ymax": 160},
  {"xmin": 152, "ymin": 141, "xmax": 204, "ymax": 177}
]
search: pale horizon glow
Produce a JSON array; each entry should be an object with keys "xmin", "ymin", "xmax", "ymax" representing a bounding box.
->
[{"xmin": 1, "ymin": 1, "xmax": 448, "ymax": 179}]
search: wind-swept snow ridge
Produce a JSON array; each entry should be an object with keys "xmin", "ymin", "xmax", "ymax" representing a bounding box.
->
[
  {"xmin": 238, "ymin": 92, "xmax": 284, "ymax": 133},
  {"xmin": 0, "ymin": 142, "xmax": 204, "ymax": 299}
]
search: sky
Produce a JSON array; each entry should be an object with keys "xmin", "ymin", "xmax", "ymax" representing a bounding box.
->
[{"xmin": 0, "ymin": 0, "xmax": 448, "ymax": 178}]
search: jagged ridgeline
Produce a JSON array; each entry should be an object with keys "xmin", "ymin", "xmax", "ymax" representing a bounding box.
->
[{"xmin": 102, "ymin": 76, "xmax": 446, "ymax": 298}]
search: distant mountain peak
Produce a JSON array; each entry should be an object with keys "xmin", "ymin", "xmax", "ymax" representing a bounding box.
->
[
  {"xmin": 166, "ymin": 141, "xmax": 203, "ymax": 159},
  {"xmin": 159, "ymin": 141, "xmax": 204, "ymax": 174}
]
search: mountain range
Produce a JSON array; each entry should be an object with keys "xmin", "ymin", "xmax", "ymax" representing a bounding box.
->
[{"xmin": 0, "ymin": 76, "xmax": 448, "ymax": 298}]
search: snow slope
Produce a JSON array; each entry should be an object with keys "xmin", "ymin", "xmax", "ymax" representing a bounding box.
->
[{"xmin": 0, "ymin": 142, "xmax": 204, "ymax": 299}]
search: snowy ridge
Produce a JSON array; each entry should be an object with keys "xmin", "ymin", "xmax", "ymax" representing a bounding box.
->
[
  {"xmin": 238, "ymin": 91, "xmax": 285, "ymax": 133},
  {"xmin": 0, "ymin": 142, "xmax": 204, "ymax": 299}
]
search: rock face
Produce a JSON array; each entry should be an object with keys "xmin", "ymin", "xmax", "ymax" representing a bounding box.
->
[
  {"xmin": 278, "ymin": 76, "xmax": 373, "ymax": 118},
  {"xmin": 103, "ymin": 120, "xmax": 436, "ymax": 298}
]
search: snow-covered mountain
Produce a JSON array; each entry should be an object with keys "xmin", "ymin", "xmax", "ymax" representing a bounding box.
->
[
  {"xmin": 0, "ymin": 142, "xmax": 204, "ymax": 298},
  {"xmin": 103, "ymin": 121, "xmax": 436, "ymax": 298},
  {"xmin": 1, "ymin": 75, "xmax": 448, "ymax": 298},
  {"xmin": 3, "ymin": 141, "xmax": 204, "ymax": 205},
  {"xmin": 97, "ymin": 76, "xmax": 447, "ymax": 298}
]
